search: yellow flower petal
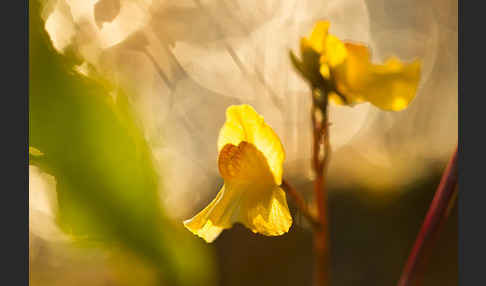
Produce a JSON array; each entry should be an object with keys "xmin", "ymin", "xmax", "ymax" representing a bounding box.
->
[
  {"xmin": 334, "ymin": 43, "xmax": 371, "ymax": 93},
  {"xmin": 320, "ymin": 64, "xmax": 331, "ymax": 79},
  {"xmin": 328, "ymin": 92, "xmax": 345, "ymax": 105},
  {"xmin": 334, "ymin": 43, "xmax": 421, "ymax": 110},
  {"xmin": 183, "ymin": 185, "xmax": 237, "ymax": 243},
  {"xmin": 220, "ymin": 142, "xmax": 291, "ymax": 236},
  {"xmin": 184, "ymin": 141, "xmax": 291, "ymax": 242},
  {"xmin": 238, "ymin": 186, "xmax": 292, "ymax": 236},
  {"xmin": 217, "ymin": 105, "xmax": 285, "ymax": 185},
  {"xmin": 307, "ymin": 20, "xmax": 330, "ymax": 53},
  {"xmin": 323, "ymin": 34, "xmax": 347, "ymax": 67},
  {"xmin": 362, "ymin": 58, "xmax": 421, "ymax": 111}
]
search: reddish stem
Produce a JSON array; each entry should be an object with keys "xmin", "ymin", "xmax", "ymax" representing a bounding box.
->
[
  {"xmin": 311, "ymin": 95, "xmax": 331, "ymax": 286},
  {"xmin": 281, "ymin": 179, "xmax": 320, "ymax": 228},
  {"xmin": 397, "ymin": 146, "xmax": 458, "ymax": 286}
]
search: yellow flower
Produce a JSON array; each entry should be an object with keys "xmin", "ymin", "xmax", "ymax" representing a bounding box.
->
[
  {"xmin": 291, "ymin": 20, "xmax": 422, "ymax": 111},
  {"xmin": 183, "ymin": 105, "xmax": 292, "ymax": 243}
]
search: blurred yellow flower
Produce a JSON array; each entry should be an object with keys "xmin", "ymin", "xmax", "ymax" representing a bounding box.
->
[
  {"xmin": 184, "ymin": 105, "xmax": 292, "ymax": 243},
  {"xmin": 291, "ymin": 20, "xmax": 422, "ymax": 111}
]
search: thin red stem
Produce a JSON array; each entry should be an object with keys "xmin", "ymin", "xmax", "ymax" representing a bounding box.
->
[
  {"xmin": 397, "ymin": 146, "xmax": 458, "ymax": 286},
  {"xmin": 311, "ymin": 92, "xmax": 331, "ymax": 286},
  {"xmin": 281, "ymin": 179, "xmax": 320, "ymax": 228}
]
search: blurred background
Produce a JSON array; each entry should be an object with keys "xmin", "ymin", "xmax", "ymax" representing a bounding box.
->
[{"xmin": 29, "ymin": 0, "xmax": 457, "ymax": 285}]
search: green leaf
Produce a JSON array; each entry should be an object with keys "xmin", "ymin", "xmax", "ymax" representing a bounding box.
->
[
  {"xmin": 29, "ymin": 1, "xmax": 215, "ymax": 285},
  {"xmin": 289, "ymin": 50, "xmax": 306, "ymax": 77}
]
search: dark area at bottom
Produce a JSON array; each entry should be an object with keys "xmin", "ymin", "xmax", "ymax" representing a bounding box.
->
[{"xmin": 213, "ymin": 173, "xmax": 457, "ymax": 286}]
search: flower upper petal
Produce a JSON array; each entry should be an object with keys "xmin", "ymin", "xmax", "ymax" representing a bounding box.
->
[
  {"xmin": 307, "ymin": 20, "xmax": 330, "ymax": 53},
  {"xmin": 217, "ymin": 105, "xmax": 285, "ymax": 185},
  {"xmin": 323, "ymin": 34, "xmax": 347, "ymax": 67}
]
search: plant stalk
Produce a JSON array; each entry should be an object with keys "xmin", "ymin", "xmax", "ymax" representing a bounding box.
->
[
  {"xmin": 311, "ymin": 89, "xmax": 331, "ymax": 286},
  {"xmin": 281, "ymin": 179, "xmax": 320, "ymax": 228},
  {"xmin": 397, "ymin": 146, "xmax": 458, "ymax": 286}
]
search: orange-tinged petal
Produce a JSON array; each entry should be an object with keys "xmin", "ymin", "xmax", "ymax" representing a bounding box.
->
[
  {"xmin": 217, "ymin": 105, "xmax": 285, "ymax": 185},
  {"xmin": 218, "ymin": 142, "xmax": 275, "ymax": 186}
]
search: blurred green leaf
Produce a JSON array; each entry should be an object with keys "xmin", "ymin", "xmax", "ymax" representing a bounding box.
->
[{"xmin": 29, "ymin": 1, "xmax": 215, "ymax": 285}]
